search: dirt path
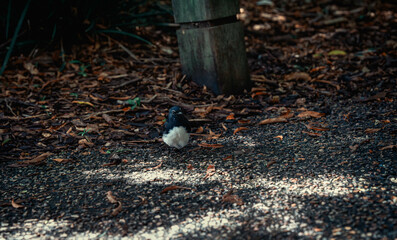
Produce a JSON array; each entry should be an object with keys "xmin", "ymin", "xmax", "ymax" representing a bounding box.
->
[{"xmin": 1, "ymin": 98, "xmax": 396, "ymax": 239}]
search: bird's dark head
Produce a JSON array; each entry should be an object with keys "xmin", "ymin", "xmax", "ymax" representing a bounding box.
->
[{"xmin": 169, "ymin": 106, "xmax": 183, "ymax": 116}]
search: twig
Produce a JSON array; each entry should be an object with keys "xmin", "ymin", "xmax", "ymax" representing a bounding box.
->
[
  {"xmin": 118, "ymin": 43, "xmax": 139, "ymax": 61},
  {"xmin": 82, "ymin": 109, "xmax": 125, "ymax": 120},
  {"xmin": 110, "ymin": 77, "xmax": 140, "ymax": 89},
  {"xmin": 0, "ymin": 114, "xmax": 48, "ymax": 121},
  {"xmin": 251, "ymin": 75, "xmax": 279, "ymax": 86}
]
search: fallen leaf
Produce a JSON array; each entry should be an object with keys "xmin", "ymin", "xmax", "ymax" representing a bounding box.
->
[
  {"xmin": 226, "ymin": 114, "xmax": 235, "ymax": 120},
  {"xmin": 233, "ymin": 127, "xmax": 248, "ymax": 135},
  {"xmin": 295, "ymin": 98, "xmax": 306, "ymax": 105},
  {"xmin": 198, "ymin": 143, "xmax": 224, "ymax": 148},
  {"xmin": 102, "ymin": 114, "xmax": 114, "ymax": 124},
  {"xmin": 364, "ymin": 128, "xmax": 381, "ymax": 134},
  {"xmin": 221, "ymin": 123, "xmax": 228, "ymax": 131},
  {"xmin": 238, "ymin": 119, "xmax": 251, "ymax": 124},
  {"xmin": 258, "ymin": 117, "xmax": 287, "ymax": 125},
  {"xmin": 160, "ymin": 185, "xmax": 191, "ymax": 194},
  {"xmin": 267, "ymin": 160, "xmax": 276, "ymax": 168},
  {"xmin": 222, "ymin": 191, "xmax": 243, "ymax": 205},
  {"xmin": 251, "ymin": 87, "xmax": 267, "ymax": 92},
  {"xmin": 8, "ymin": 152, "xmax": 52, "ymax": 167},
  {"xmin": 106, "ymin": 191, "xmax": 118, "ymax": 204},
  {"xmin": 187, "ymin": 164, "xmax": 194, "ymax": 170},
  {"xmin": 380, "ymin": 145, "xmax": 396, "ymax": 151},
  {"xmin": 23, "ymin": 62, "xmax": 39, "ymax": 75},
  {"xmin": 111, "ymin": 202, "xmax": 122, "ymax": 216},
  {"xmin": 72, "ymin": 101, "xmax": 94, "ymax": 107},
  {"xmin": 251, "ymin": 91, "xmax": 268, "ymax": 98},
  {"xmin": 274, "ymin": 135, "xmax": 283, "ymax": 140},
  {"xmin": 53, "ymin": 158, "xmax": 73, "ymax": 163},
  {"xmin": 304, "ymin": 123, "xmax": 330, "ymax": 131},
  {"xmin": 145, "ymin": 161, "xmax": 162, "ymax": 171},
  {"xmin": 297, "ymin": 111, "xmax": 325, "ymax": 118},
  {"xmin": 285, "ymin": 72, "xmax": 311, "ymax": 81},
  {"xmin": 11, "ymin": 199, "xmax": 24, "ymax": 209},
  {"xmin": 78, "ymin": 139, "xmax": 94, "ymax": 147},
  {"xmin": 203, "ymin": 164, "xmax": 216, "ymax": 179},
  {"xmin": 310, "ymin": 66, "xmax": 326, "ymax": 72},
  {"xmin": 302, "ymin": 130, "xmax": 322, "ymax": 137},
  {"xmin": 328, "ymin": 50, "xmax": 346, "ymax": 56},
  {"xmin": 223, "ymin": 155, "xmax": 233, "ymax": 161},
  {"xmin": 196, "ymin": 126, "xmax": 204, "ymax": 134}
]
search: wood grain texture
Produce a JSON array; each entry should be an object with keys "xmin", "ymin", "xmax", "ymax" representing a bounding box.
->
[
  {"xmin": 177, "ymin": 21, "xmax": 251, "ymax": 95},
  {"xmin": 172, "ymin": 0, "xmax": 239, "ymax": 23}
]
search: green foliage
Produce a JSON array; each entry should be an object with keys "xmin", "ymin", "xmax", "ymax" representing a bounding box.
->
[{"xmin": 127, "ymin": 97, "xmax": 141, "ymax": 110}]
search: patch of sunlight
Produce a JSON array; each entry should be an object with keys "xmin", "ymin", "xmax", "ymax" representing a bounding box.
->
[
  {"xmin": 132, "ymin": 209, "xmax": 242, "ymax": 239},
  {"xmin": 246, "ymin": 174, "xmax": 367, "ymax": 197},
  {"xmin": 219, "ymin": 135, "xmax": 259, "ymax": 147}
]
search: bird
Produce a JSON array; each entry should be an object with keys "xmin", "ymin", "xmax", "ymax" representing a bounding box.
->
[{"xmin": 162, "ymin": 106, "xmax": 191, "ymax": 149}]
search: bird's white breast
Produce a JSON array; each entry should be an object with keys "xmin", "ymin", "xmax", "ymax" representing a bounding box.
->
[{"xmin": 162, "ymin": 126, "xmax": 190, "ymax": 149}]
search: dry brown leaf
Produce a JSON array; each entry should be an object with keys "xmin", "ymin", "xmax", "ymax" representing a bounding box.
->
[
  {"xmin": 364, "ymin": 128, "xmax": 381, "ymax": 134},
  {"xmin": 187, "ymin": 164, "xmax": 194, "ymax": 170},
  {"xmin": 203, "ymin": 164, "xmax": 216, "ymax": 179},
  {"xmin": 196, "ymin": 126, "xmax": 204, "ymax": 134},
  {"xmin": 267, "ymin": 160, "xmax": 276, "ymax": 168},
  {"xmin": 102, "ymin": 114, "xmax": 114, "ymax": 124},
  {"xmin": 226, "ymin": 113, "xmax": 235, "ymax": 120},
  {"xmin": 53, "ymin": 158, "xmax": 73, "ymax": 163},
  {"xmin": 9, "ymin": 152, "xmax": 52, "ymax": 167},
  {"xmin": 111, "ymin": 201, "xmax": 122, "ymax": 216},
  {"xmin": 380, "ymin": 145, "xmax": 396, "ymax": 151},
  {"xmin": 310, "ymin": 66, "xmax": 326, "ymax": 72},
  {"xmin": 11, "ymin": 199, "xmax": 24, "ymax": 209},
  {"xmin": 258, "ymin": 117, "xmax": 287, "ymax": 125},
  {"xmin": 107, "ymin": 191, "xmax": 118, "ymax": 204},
  {"xmin": 274, "ymin": 135, "xmax": 283, "ymax": 141},
  {"xmin": 23, "ymin": 62, "xmax": 39, "ymax": 75},
  {"xmin": 223, "ymin": 155, "xmax": 233, "ymax": 161},
  {"xmin": 297, "ymin": 111, "xmax": 325, "ymax": 118},
  {"xmin": 222, "ymin": 191, "xmax": 243, "ymax": 205},
  {"xmin": 238, "ymin": 119, "xmax": 251, "ymax": 124},
  {"xmin": 304, "ymin": 123, "xmax": 330, "ymax": 131},
  {"xmin": 78, "ymin": 139, "xmax": 94, "ymax": 147},
  {"xmin": 160, "ymin": 185, "xmax": 191, "ymax": 194},
  {"xmin": 302, "ymin": 130, "xmax": 322, "ymax": 137},
  {"xmin": 251, "ymin": 91, "xmax": 268, "ymax": 98},
  {"xmin": 280, "ymin": 112, "xmax": 294, "ymax": 119},
  {"xmin": 251, "ymin": 87, "xmax": 267, "ymax": 92},
  {"xmin": 221, "ymin": 123, "xmax": 228, "ymax": 131},
  {"xmin": 145, "ymin": 161, "xmax": 163, "ymax": 171},
  {"xmin": 198, "ymin": 143, "xmax": 224, "ymax": 148},
  {"xmin": 233, "ymin": 127, "xmax": 248, "ymax": 135},
  {"xmin": 285, "ymin": 72, "xmax": 311, "ymax": 81}
]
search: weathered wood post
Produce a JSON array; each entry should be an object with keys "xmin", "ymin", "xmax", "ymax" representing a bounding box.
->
[{"xmin": 172, "ymin": 0, "xmax": 251, "ymax": 95}]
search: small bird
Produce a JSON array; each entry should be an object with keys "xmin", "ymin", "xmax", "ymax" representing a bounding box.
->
[{"xmin": 162, "ymin": 106, "xmax": 191, "ymax": 149}]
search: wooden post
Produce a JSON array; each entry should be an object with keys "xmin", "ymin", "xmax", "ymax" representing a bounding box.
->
[{"xmin": 172, "ymin": 0, "xmax": 251, "ymax": 95}]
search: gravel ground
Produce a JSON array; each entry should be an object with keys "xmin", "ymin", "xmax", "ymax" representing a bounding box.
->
[{"xmin": 1, "ymin": 98, "xmax": 396, "ymax": 239}]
